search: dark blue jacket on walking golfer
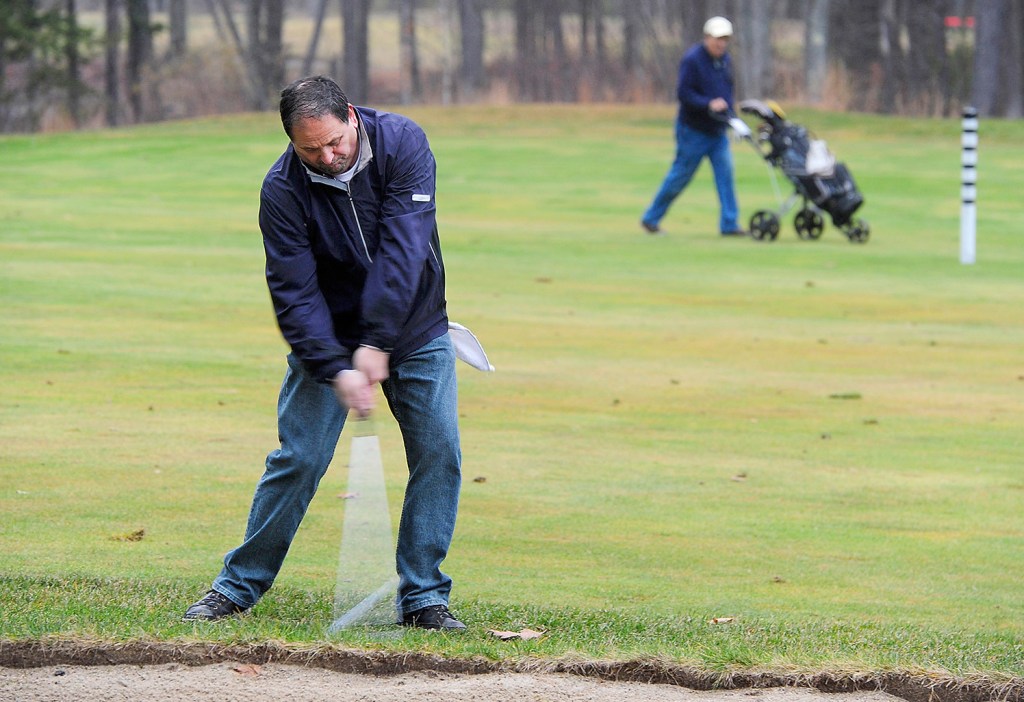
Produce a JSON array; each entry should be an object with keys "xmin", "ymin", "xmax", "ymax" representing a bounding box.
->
[
  {"xmin": 676, "ymin": 43, "xmax": 735, "ymax": 136},
  {"xmin": 258, "ymin": 107, "xmax": 448, "ymax": 384}
]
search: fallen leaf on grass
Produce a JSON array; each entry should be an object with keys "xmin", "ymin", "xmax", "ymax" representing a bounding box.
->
[
  {"xmin": 488, "ymin": 628, "xmax": 544, "ymax": 641},
  {"xmin": 709, "ymin": 617, "xmax": 736, "ymax": 625},
  {"xmin": 231, "ymin": 664, "xmax": 261, "ymax": 677},
  {"xmin": 473, "ymin": 476, "xmax": 487, "ymax": 483},
  {"xmin": 111, "ymin": 529, "xmax": 145, "ymax": 542},
  {"xmin": 731, "ymin": 472, "xmax": 748, "ymax": 482},
  {"xmin": 337, "ymin": 492, "xmax": 359, "ymax": 500}
]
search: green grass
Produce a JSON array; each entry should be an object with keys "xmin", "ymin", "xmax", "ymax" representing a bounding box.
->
[{"xmin": 1, "ymin": 105, "xmax": 1022, "ymax": 679}]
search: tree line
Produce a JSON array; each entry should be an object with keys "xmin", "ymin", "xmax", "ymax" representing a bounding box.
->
[{"xmin": 1, "ymin": 0, "xmax": 1020, "ymax": 133}]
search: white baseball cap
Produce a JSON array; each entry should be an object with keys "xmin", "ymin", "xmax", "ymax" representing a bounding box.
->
[{"xmin": 703, "ymin": 16, "xmax": 733, "ymax": 38}]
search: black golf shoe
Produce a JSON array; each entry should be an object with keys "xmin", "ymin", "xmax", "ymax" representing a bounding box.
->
[
  {"xmin": 182, "ymin": 590, "xmax": 248, "ymax": 622},
  {"xmin": 401, "ymin": 604, "xmax": 466, "ymax": 631},
  {"xmin": 640, "ymin": 220, "xmax": 662, "ymax": 235}
]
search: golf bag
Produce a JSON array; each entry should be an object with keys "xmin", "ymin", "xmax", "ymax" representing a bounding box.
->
[{"xmin": 738, "ymin": 99, "xmax": 869, "ymax": 243}]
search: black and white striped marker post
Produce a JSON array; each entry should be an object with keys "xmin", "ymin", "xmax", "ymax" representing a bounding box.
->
[{"xmin": 961, "ymin": 106, "xmax": 978, "ymax": 265}]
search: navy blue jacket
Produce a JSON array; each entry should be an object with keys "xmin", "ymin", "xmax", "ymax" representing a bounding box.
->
[
  {"xmin": 676, "ymin": 43, "xmax": 735, "ymax": 135},
  {"xmin": 258, "ymin": 107, "xmax": 448, "ymax": 384}
]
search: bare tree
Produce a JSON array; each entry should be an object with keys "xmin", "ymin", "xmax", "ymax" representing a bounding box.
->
[
  {"xmin": 399, "ymin": 0, "xmax": 422, "ymax": 104},
  {"xmin": 126, "ymin": 0, "xmax": 154, "ymax": 121},
  {"xmin": 244, "ymin": 0, "xmax": 285, "ymax": 109},
  {"xmin": 203, "ymin": 0, "xmax": 229, "ymax": 42},
  {"xmin": 1000, "ymin": 0, "xmax": 1023, "ymax": 117},
  {"xmin": 878, "ymin": 0, "xmax": 903, "ymax": 113},
  {"xmin": 264, "ymin": 0, "xmax": 285, "ymax": 99},
  {"xmin": 342, "ymin": 0, "xmax": 372, "ymax": 102},
  {"xmin": 593, "ymin": 0, "xmax": 605, "ymax": 76},
  {"xmin": 514, "ymin": 0, "xmax": 539, "ymax": 100},
  {"xmin": 580, "ymin": 0, "xmax": 593, "ymax": 62},
  {"xmin": 302, "ymin": 0, "xmax": 330, "ymax": 76},
  {"xmin": 972, "ymin": 0, "xmax": 1006, "ymax": 115},
  {"xmin": 803, "ymin": 0, "xmax": 829, "ymax": 103},
  {"xmin": 104, "ymin": 0, "xmax": 121, "ymax": 126},
  {"xmin": 168, "ymin": 0, "xmax": 187, "ymax": 58},
  {"xmin": 733, "ymin": 0, "xmax": 774, "ymax": 100},
  {"xmin": 903, "ymin": 0, "xmax": 949, "ymax": 114},
  {"xmin": 65, "ymin": 0, "xmax": 82, "ymax": 127},
  {"xmin": 622, "ymin": 0, "xmax": 641, "ymax": 97},
  {"xmin": 831, "ymin": 0, "xmax": 883, "ymax": 109},
  {"xmin": 458, "ymin": 0, "xmax": 485, "ymax": 100},
  {"xmin": 680, "ymin": 0, "xmax": 711, "ymax": 46},
  {"xmin": 546, "ymin": 0, "xmax": 572, "ymax": 100}
]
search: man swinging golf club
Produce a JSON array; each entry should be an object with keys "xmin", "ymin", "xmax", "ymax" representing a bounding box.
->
[{"xmin": 183, "ymin": 75, "xmax": 466, "ymax": 631}]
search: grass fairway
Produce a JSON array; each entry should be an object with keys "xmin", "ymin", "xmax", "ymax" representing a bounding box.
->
[{"xmin": 1, "ymin": 104, "xmax": 1022, "ymax": 678}]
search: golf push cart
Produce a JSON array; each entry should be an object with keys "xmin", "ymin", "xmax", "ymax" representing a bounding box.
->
[{"xmin": 734, "ymin": 99, "xmax": 869, "ymax": 243}]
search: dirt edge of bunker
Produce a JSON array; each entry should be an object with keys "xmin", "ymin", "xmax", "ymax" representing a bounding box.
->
[{"xmin": 1, "ymin": 638, "xmax": 1020, "ymax": 702}]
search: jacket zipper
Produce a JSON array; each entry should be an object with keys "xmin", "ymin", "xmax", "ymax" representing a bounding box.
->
[{"xmin": 347, "ymin": 194, "xmax": 373, "ymax": 264}]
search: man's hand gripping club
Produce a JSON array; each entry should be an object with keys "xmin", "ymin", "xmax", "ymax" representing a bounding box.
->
[{"xmin": 332, "ymin": 346, "xmax": 391, "ymax": 418}]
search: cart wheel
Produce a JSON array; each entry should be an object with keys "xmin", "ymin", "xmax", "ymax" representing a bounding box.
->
[
  {"xmin": 845, "ymin": 219, "xmax": 870, "ymax": 243},
  {"xmin": 794, "ymin": 208, "xmax": 824, "ymax": 240},
  {"xmin": 749, "ymin": 210, "xmax": 780, "ymax": 241}
]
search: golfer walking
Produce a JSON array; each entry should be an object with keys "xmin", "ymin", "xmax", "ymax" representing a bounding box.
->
[
  {"xmin": 641, "ymin": 16, "xmax": 746, "ymax": 237},
  {"xmin": 183, "ymin": 75, "xmax": 466, "ymax": 631}
]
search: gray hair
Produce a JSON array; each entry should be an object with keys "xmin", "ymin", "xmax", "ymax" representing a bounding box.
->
[{"xmin": 279, "ymin": 75, "xmax": 351, "ymax": 139}]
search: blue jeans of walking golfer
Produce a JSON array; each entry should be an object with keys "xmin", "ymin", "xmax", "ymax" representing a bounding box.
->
[
  {"xmin": 642, "ymin": 122, "xmax": 740, "ymax": 234},
  {"xmin": 211, "ymin": 333, "xmax": 462, "ymax": 616}
]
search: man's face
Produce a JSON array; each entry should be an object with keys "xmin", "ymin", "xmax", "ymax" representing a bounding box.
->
[
  {"xmin": 704, "ymin": 35, "xmax": 730, "ymax": 59},
  {"xmin": 290, "ymin": 105, "xmax": 360, "ymax": 177}
]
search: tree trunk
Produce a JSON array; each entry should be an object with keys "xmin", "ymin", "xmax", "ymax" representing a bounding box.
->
[
  {"xmin": 903, "ymin": 0, "xmax": 948, "ymax": 115},
  {"xmin": 245, "ymin": 0, "xmax": 266, "ymax": 109},
  {"xmin": 169, "ymin": 0, "xmax": 186, "ymax": 57},
  {"xmin": 1002, "ymin": 0, "xmax": 1023, "ymax": 116},
  {"xmin": 243, "ymin": 0, "xmax": 284, "ymax": 108},
  {"xmin": 213, "ymin": 0, "xmax": 246, "ymax": 56},
  {"xmin": 680, "ymin": 0, "xmax": 709, "ymax": 46},
  {"xmin": 804, "ymin": 0, "xmax": 830, "ymax": 103},
  {"xmin": 264, "ymin": 0, "xmax": 284, "ymax": 100},
  {"xmin": 302, "ymin": 0, "xmax": 330, "ymax": 76},
  {"xmin": 104, "ymin": 0, "xmax": 120, "ymax": 126},
  {"xmin": 547, "ymin": 0, "xmax": 572, "ymax": 101},
  {"xmin": 878, "ymin": 0, "xmax": 903, "ymax": 113},
  {"xmin": 205, "ymin": 0, "xmax": 256, "ymax": 107},
  {"xmin": 399, "ymin": 0, "xmax": 421, "ymax": 103},
  {"xmin": 457, "ymin": 0, "xmax": 485, "ymax": 100},
  {"xmin": 831, "ymin": 0, "xmax": 883, "ymax": 109},
  {"xmin": 126, "ymin": 0, "xmax": 153, "ymax": 121},
  {"xmin": 204, "ymin": 0, "xmax": 227, "ymax": 40},
  {"xmin": 0, "ymin": 11, "xmax": 7, "ymax": 122},
  {"xmin": 733, "ymin": 0, "xmax": 773, "ymax": 101},
  {"xmin": 580, "ymin": 0, "xmax": 592, "ymax": 61},
  {"xmin": 514, "ymin": 0, "xmax": 537, "ymax": 100},
  {"xmin": 341, "ymin": 0, "xmax": 372, "ymax": 103},
  {"xmin": 972, "ymin": 0, "xmax": 1006, "ymax": 115},
  {"xmin": 622, "ymin": 0, "xmax": 640, "ymax": 93},
  {"xmin": 65, "ymin": 0, "xmax": 82, "ymax": 127}
]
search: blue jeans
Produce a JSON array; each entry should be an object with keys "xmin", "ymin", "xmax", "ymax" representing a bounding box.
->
[
  {"xmin": 212, "ymin": 333, "xmax": 462, "ymax": 616},
  {"xmin": 642, "ymin": 122, "xmax": 740, "ymax": 233}
]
